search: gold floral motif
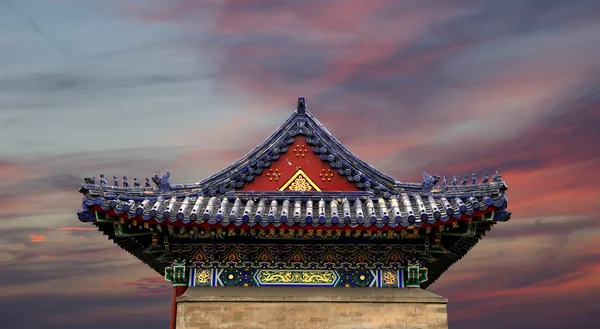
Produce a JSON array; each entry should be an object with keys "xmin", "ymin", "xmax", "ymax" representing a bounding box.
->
[
  {"xmin": 196, "ymin": 269, "xmax": 210, "ymax": 285},
  {"xmin": 257, "ymin": 270, "xmax": 335, "ymax": 284},
  {"xmin": 279, "ymin": 169, "xmax": 322, "ymax": 191},
  {"xmin": 382, "ymin": 270, "xmax": 397, "ymax": 286},
  {"xmin": 288, "ymin": 175, "xmax": 313, "ymax": 191}
]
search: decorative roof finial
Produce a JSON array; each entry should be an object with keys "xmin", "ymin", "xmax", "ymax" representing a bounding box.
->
[
  {"xmin": 422, "ymin": 171, "xmax": 434, "ymax": 189},
  {"xmin": 152, "ymin": 171, "xmax": 172, "ymax": 192},
  {"xmin": 461, "ymin": 175, "xmax": 469, "ymax": 185},
  {"xmin": 100, "ymin": 174, "xmax": 108, "ymax": 187},
  {"xmin": 493, "ymin": 171, "xmax": 502, "ymax": 183},
  {"xmin": 482, "ymin": 172, "xmax": 489, "ymax": 184},
  {"xmin": 297, "ymin": 97, "xmax": 307, "ymax": 115},
  {"xmin": 422, "ymin": 172, "xmax": 441, "ymax": 190}
]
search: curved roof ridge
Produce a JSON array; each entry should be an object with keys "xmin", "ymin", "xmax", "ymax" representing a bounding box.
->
[
  {"xmin": 194, "ymin": 97, "xmax": 401, "ymax": 198},
  {"xmin": 303, "ymin": 110, "xmax": 400, "ymax": 187},
  {"xmin": 78, "ymin": 98, "xmax": 510, "ymax": 201},
  {"xmin": 196, "ymin": 110, "xmax": 299, "ymax": 189}
]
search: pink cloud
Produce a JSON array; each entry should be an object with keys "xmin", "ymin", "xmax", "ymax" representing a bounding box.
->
[
  {"xmin": 29, "ymin": 234, "xmax": 45, "ymax": 243},
  {"xmin": 0, "ymin": 161, "xmax": 28, "ymax": 183}
]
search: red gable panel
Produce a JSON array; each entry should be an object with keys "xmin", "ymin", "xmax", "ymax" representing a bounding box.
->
[{"xmin": 239, "ymin": 136, "xmax": 360, "ymax": 192}]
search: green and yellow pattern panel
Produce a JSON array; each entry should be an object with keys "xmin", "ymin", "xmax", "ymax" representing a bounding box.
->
[{"xmin": 188, "ymin": 268, "xmax": 405, "ymax": 288}]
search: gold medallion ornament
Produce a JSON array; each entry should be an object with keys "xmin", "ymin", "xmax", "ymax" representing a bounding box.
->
[
  {"xmin": 278, "ymin": 169, "xmax": 322, "ymax": 191},
  {"xmin": 288, "ymin": 174, "xmax": 312, "ymax": 191},
  {"xmin": 382, "ymin": 270, "xmax": 397, "ymax": 286},
  {"xmin": 196, "ymin": 269, "xmax": 210, "ymax": 285}
]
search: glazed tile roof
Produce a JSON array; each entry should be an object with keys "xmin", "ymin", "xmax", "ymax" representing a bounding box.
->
[
  {"xmin": 76, "ymin": 97, "xmax": 512, "ymax": 288},
  {"xmin": 78, "ymin": 97, "xmax": 511, "ymax": 228},
  {"xmin": 79, "ymin": 189, "xmax": 508, "ymax": 229}
]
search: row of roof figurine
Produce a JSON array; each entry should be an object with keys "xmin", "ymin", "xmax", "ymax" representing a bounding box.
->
[
  {"xmin": 82, "ymin": 171, "xmax": 504, "ymax": 191},
  {"xmin": 421, "ymin": 171, "xmax": 502, "ymax": 189},
  {"xmin": 84, "ymin": 174, "xmax": 160, "ymax": 188}
]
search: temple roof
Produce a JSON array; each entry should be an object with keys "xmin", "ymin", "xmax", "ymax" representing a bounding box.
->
[
  {"xmin": 78, "ymin": 97, "xmax": 511, "ymax": 228},
  {"xmin": 76, "ymin": 97, "xmax": 512, "ymax": 288}
]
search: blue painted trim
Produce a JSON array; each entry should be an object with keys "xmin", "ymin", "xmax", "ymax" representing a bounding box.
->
[{"xmin": 188, "ymin": 268, "xmax": 195, "ymax": 286}]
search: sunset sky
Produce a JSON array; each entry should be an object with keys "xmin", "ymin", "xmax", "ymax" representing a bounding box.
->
[{"xmin": 1, "ymin": 0, "xmax": 599, "ymax": 328}]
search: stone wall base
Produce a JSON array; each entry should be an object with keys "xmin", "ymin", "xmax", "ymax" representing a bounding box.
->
[{"xmin": 176, "ymin": 287, "xmax": 448, "ymax": 329}]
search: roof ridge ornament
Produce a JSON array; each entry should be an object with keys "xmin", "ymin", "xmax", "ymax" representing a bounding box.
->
[
  {"xmin": 152, "ymin": 171, "xmax": 172, "ymax": 192},
  {"xmin": 421, "ymin": 172, "xmax": 440, "ymax": 190},
  {"xmin": 492, "ymin": 171, "xmax": 502, "ymax": 183},
  {"xmin": 296, "ymin": 97, "xmax": 307, "ymax": 115},
  {"xmin": 482, "ymin": 172, "xmax": 489, "ymax": 184}
]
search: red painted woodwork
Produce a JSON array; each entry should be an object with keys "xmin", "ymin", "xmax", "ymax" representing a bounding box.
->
[
  {"xmin": 239, "ymin": 136, "xmax": 360, "ymax": 192},
  {"xmin": 170, "ymin": 286, "xmax": 188, "ymax": 329}
]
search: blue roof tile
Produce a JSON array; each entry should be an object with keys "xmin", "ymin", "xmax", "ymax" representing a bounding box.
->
[{"xmin": 78, "ymin": 97, "xmax": 511, "ymax": 228}]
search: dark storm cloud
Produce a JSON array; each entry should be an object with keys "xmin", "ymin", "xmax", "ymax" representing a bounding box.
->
[{"xmin": 0, "ymin": 293, "xmax": 169, "ymax": 329}]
